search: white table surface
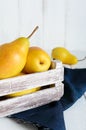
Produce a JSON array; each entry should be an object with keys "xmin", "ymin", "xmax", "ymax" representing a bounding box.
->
[{"xmin": 0, "ymin": 54, "xmax": 86, "ymax": 130}]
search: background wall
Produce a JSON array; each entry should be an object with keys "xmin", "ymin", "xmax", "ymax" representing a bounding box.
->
[{"xmin": 0, "ymin": 0, "xmax": 86, "ymax": 54}]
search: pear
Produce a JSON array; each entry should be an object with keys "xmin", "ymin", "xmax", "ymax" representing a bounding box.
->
[
  {"xmin": 23, "ymin": 46, "xmax": 51, "ymax": 74},
  {"xmin": 51, "ymin": 47, "xmax": 78, "ymax": 65},
  {"xmin": 0, "ymin": 37, "xmax": 29, "ymax": 79},
  {"xmin": 0, "ymin": 26, "xmax": 38, "ymax": 79},
  {"xmin": 7, "ymin": 87, "xmax": 40, "ymax": 97}
]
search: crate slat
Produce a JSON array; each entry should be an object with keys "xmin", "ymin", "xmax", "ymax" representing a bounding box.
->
[{"xmin": 0, "ymin": 83, "xmax": 64, "ymax": 117}]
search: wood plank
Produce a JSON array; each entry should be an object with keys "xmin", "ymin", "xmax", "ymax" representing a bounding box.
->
[
  {"xmin": 0, "ymin": 83, "xmax": 64, "ymax": 117},
  {"xmin": 0, "ymin": 0, "xmax": 19, "ymax": 44},
  {"xmin": 18, "ymin": 0, "xmax": 43, "ymax": 47},
  {"xmin": 65, "ymin": 0, "xmax": 86, "ymax": 51},
  {"xmin": 43, "ymin": 0, "xmax": 65, "ymax": 51}
]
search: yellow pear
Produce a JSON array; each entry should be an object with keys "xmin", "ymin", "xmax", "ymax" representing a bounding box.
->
[
  {"xmin": 51, "ymin": 47, "xmax": 78, "ymax": 65},
  {"xmin": 0, "ymin": 37, "xmax": 29, "ymax": 79},
  {"xmin": 7, "ymin": 86, "xmax": 40, "ymax": 97},
  {"xmin": 0, "ymin": 26, "xmax": 38, "ymax": 79},
  {"xmin": 23, "ymin": 46, "xmax": 51, "ymax": 73}
]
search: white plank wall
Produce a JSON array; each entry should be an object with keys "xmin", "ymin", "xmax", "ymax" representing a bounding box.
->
[
  {"xmin": 0, "ymin": 0, "xmax": 19, "ymax": 44},
  {"xmin": 65, "ymin": 0, "xmax": 86, "ymax": 51},
  {"xmin": 42, "ymin": 0, "xmax": 65, "ymax": 52},
  {"xmin": 0, "ymin": 0, "xmax": 86, "ymax": 51},
  {"xmin": 18, "ymin": 0, "xmax": 43, "ymax": 48},
  {"xmin": 0, "ymin": 0, "xmax": 65, "ymax": 52}
]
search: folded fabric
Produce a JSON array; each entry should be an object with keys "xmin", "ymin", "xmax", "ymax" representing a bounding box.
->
[
  {"xmin": 10, "ymin": 101, "xmax": 65, "ymax": 130},
  {"xmin": 61, "ymin": 67, "xmax": 86, "ymax": 110},
  {"xmin": 10, "ymin": 67, "xmax": 86, "ymax": 130}
]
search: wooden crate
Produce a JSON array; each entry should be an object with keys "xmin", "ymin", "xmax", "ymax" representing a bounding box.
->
[{"xmin": 0, "ymin": 60, "xmax": 64, "ymax": 117}]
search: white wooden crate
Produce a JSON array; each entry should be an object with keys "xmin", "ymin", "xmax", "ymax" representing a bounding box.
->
[{"xmin": 0, "ymin": 60, "xmax": 64, "ymax": 117}]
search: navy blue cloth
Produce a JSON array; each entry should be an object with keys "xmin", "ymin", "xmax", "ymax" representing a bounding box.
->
[
  {"xmin": 61, "ymin": 67, "xmax": 86, "ymax": 110},
  {"xmin": 10, "ymin": 67, "xmax": 86, "ymax": 130}
]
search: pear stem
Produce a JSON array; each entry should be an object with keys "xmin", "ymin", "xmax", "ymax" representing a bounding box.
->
[
  {"xmin": 27, "ymin": 26, "xmax": 39, "ymax": 39},
  {"xmin": 78, "ymin": 56, "xmax": 86, "ymax": 62}
]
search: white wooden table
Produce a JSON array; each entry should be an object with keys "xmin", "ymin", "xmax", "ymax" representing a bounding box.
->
[{"xmin": 0, "ymin": 117, "xmax": 37, "ymax": 130}]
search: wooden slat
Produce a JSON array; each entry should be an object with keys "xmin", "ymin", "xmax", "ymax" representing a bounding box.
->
[
  {"xmin": 43, "ymin": 0, "xmax": 65, "ymax": 50},
  {"xmin": 18, "ymin": 0, "xmax": 43, "ymax": 47},
  {"xmin": 0, "ymin": 83, "xmax": 64, "ymax": 117},
  {"xmin": 0, "ymin": 0, "xmax": 19, "ymax": 44}
]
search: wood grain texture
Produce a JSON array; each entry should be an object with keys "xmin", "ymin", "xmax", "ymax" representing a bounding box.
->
[
  {"xmin": 0, "ymin": 83, "xmax": 64, "ymax": 117},
  {"xmin": 0, "ymin": 60, "xmax": 64, "ymax": 117}
]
